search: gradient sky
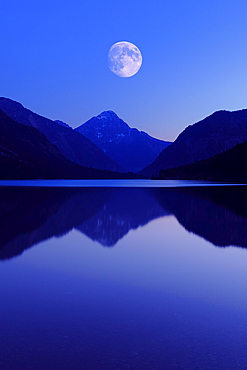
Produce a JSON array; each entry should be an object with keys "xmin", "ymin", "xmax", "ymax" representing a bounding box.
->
[{"xmin": 1, "ymin": 0, "xmax": 247, "ymax": 141}]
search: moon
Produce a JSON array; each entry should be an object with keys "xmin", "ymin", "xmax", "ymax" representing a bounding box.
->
[{"xmin": 108, "ymin": 41, "xmax": 142, "ymax": 78}]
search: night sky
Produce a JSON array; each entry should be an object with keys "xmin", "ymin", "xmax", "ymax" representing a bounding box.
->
[{"xmin": 1, "ymin": 0, "xmax": 247, "ymax": 141}]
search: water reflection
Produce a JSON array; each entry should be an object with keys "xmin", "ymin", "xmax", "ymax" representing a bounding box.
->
[
  {"xmin": 0, "ymin": 185, "xmax": 247, "ymax": 260},
  {"xmin": 157, "ymin": 186, "xmax": 247, "ymax": 249}
]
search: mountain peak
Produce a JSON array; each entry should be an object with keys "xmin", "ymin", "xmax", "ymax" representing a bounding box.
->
[
  {"xmin": 98, "ymin": 110, "xmax": 119, "ymax": 119},
  {"xmin": 75, "ymin": 112, "xmax": 171, "ymax": 172},
  {"xmin": 0, "ymin": 97, "xmax": 26, "ymax": 118},
  {"xmin": 77, "ymin": 110, "xmax": 131, "ymax": 136},
  {"xmin": 90, "ymin": 110, "xmax": 130, "ymax": 131},
  {"xmin": 0, "ymin": 97, "xmax": 124, "ymax": 173}
]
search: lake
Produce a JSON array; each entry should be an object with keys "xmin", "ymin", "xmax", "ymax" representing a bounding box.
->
[{"xmin": 0, "ymin": 180, "xmax": 247, "ymax": 369}]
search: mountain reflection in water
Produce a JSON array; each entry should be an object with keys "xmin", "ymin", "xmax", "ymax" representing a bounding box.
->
[{"xmin": 0, "ymin": 185, "xmax": 247, "ymax": 260}]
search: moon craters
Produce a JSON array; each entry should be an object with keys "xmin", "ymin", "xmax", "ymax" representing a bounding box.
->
[{"xmin": 108, "ymin": 41, "xmax": 142, "ymax": 78}]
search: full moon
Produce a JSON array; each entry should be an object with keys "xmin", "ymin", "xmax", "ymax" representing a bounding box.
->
[{"xmin": 108, "ymin": 41, "xmax": 142, "ymax": 78}]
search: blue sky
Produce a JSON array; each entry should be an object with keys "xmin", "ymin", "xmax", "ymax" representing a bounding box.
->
[{"xmin": 1, "ymin": 0, "xmax": 247, "ymax": 141}]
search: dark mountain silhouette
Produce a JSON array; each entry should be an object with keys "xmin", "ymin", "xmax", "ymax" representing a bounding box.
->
[
  {"xmin": 142, "ymin": 109, "xmax": 247, "ymax": 177},
  {"xmin": 54, "ymin": 119, "xmax": 72, "ymax": 129},
  {"xmin": 159, "ymin": 141, "xmax": 247, "ymax": 182},
  {"xmin": 0, "ymin": 187, "xmax": 170, "ymax": 260},
  {"xmin": 0, "ymin": 187, "xmax": 109, "ymax": 259},
  {"xmin": 0, "ymin": 109, "xmax": 141, "ymax": 179},
  {"xmin": 1, "ymin": 186, "xmax": 247, "ymax": 261},
  {"xmin": 0, "ymin": 97, "xmax": 124, "ymax": 173},
  {"xmin": 156, "ymin": 186, "xmax": 247, "ymax": 249},
  {"xmin": 75, "ymin": 111, "xmax": 171, "ymax": 172},
  {"xmin": 76, "ymin": 187, "xmax": 168, "ymax": 246},
  {"xmin": 0, "ymin": 109, "xmax": 79, "ymax": 179}
]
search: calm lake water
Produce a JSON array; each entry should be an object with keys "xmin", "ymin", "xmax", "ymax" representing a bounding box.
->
[{"xmin": 1, "ymin": 181, "xmax": 247, "ymax": 369}]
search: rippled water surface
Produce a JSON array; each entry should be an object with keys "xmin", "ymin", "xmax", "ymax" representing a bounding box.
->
[{"xmin": 1, "ymin": 182, "xmax": 247, "ymax": 369}]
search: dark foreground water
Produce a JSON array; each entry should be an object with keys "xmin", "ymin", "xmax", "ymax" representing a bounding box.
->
[{"xmin": 1, "ymin": 182, "xmax": 247, "ymax": 369}]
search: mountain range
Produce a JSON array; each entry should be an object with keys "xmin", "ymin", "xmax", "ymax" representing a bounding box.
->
[
  {"xmin": 0, "ymin": 97, "xmax": 123, "ymax": 173},
  {"xmin": 1, "ymin": 186, "xmax": 247, "ymax": 260},
  {"xmin": 142, "ymin": 109, "xmax": 247, "ymax": 178},
  {"xmin": 76, "ymin": 110, "xmax": 171, "ymax": 172},
  {"xmin": 0, "ymin": 187, "xmax": 169, "ymax": 260},
  {"xmin": 0, "ymin": 108, "xmax": 143, "ymax": 180},
  {"xmin": 159, "ymin": 141, "xmax": 247, "ymax": 182},
  {"xmin": 0, "ymin": 97, "xmax": 247, "ymax": 180},
  {"xmin": 0, "ymin": 97, "xmax": 170, "ymax": 178}
]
